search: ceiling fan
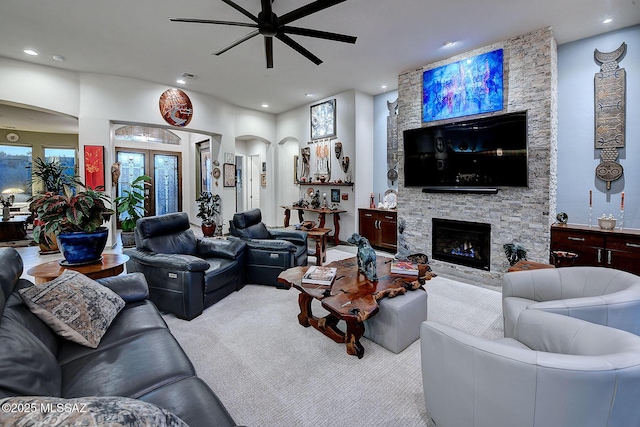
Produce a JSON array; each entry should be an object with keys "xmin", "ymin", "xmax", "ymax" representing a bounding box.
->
[{"xmin": 170, "ymin": 0, "xmax": 357, "ymax": 68}]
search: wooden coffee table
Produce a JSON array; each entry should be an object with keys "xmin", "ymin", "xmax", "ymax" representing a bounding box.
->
[
  {"xmin": 278, "ymin": 256, "xmax": 427, "ymax": 358},
  {"xmin": 27, "ymin": 253, "xmax": 130, "ymax": 284}
]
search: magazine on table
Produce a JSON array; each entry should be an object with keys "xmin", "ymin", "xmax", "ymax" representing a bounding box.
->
[
  {"xmin": 302, "ymin": 266, "xmax": 338, "ymax": 285},
  {"xmin": 390, "ymin": 260, "xmax": 420, "ymax": 276}
]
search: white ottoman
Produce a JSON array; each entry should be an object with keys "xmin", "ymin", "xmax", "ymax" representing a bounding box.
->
[{"xmin": 363, "ymin": 289, "xmax": 428, "ymax": 353}]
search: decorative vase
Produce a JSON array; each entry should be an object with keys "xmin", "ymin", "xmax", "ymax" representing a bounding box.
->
[
  {"xmin": 2, "ymin": 206, "xmax": 9, "ymax": 221},
  {"xmin": 201, "ymin": 223, "xmax": 216, "ymax": 238},
  {"xmin": 57, "ymin": 227, "xmax": 109, "ymax": 265}
]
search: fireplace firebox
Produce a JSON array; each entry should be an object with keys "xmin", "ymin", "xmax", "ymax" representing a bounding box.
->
[{"xmin": 432, "ymin": 219, "xmax": 491, "ymax": 270}]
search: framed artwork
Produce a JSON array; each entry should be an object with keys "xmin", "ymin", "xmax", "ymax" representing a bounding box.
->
[
  {"xmin": 261, "ymin": 173, "xmax": 266, "ymax": 188},
  {"xmin": 223, "ymin": 163, "xmax": 236, "ymax": 187},
  {"xmin": 310, "ymin": 99, "xmax": 336, "ymax": 139},
  {"xmin": 224, "ymin": 152, "xmax": 235, "ymax": 164},
  {"xmin": 422, "ymin": 49, "xmax": 504, "ymax": 122},
  {"xmin": 293, "ymin": 155, "xmax": 299, "ymax": 184},
  {"xmin": 261, "ymin": 162, "xmax": 266, "ymax": 172},
  {"xmin": 331, "ymin": 189, "xmax": 340, "ymax": 203},
  {"xmin": 159, "ymin": 88, "xmax": 193, "ymax": 127},
  {"xmin": 84, "ymin": 145, "xmax": 105, "ymax": 190}
]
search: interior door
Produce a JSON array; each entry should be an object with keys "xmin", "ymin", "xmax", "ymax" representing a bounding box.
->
[{"xmin": 116, "ymin": 149, "xmax": 182, "ymax": 223}]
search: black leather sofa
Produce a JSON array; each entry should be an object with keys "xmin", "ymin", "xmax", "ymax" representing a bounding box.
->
[
  {"xmin": 0, "ymin": 247, "xmax": 236, "ymax": 426},
  {"xmin": 125, "ymin": 212, "xmax": 246, "ymax": 320},
  {"xmin": 228, "ymin": 208, "xmax": 308, "ymax": 287}
]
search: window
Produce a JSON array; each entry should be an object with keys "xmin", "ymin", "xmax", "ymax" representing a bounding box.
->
[
  {"xmin": 44, "ymin": 148, "xmax": 76, "ymax": 180},
  {"xmin": 0, "ymin": 145, "xmax": 32, "ymax": 195}
]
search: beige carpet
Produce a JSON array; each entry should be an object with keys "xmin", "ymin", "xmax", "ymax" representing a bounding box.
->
[{"xmin": 163, "ymin": 249, "xmax": 503, "ymax": 427}]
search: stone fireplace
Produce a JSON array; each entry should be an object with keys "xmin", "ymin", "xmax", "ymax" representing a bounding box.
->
[
  {"xmin": 432, "ymin": 219, "xmax": 491, "ymax": 271},
  {"xmin": 396, "ymin": 27, "xmax": 558, "ymax": 286}
]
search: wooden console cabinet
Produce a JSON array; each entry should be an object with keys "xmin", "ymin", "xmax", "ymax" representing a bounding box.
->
[
  {"xmin": 550, "ymin": 224, "xmax": 640, "ymax": 275},
  {"xmin": 358, "ymin": 208, "xmax": 397, "ymax": 252}
]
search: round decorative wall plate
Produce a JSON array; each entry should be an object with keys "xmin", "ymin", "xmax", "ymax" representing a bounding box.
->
[
  {"xmin": 159, "ymin": 88, "xmax": 193, "ymax": 127},
  {"xmin": 384, "ymin": 189, "xmax": 398, "ymax": 208},
  {"xmin": 213, "ymin": 167, "xmax": 221, "ymax": 179},
  {"xmin": 306, "ymin": 187, "xmax": 315, "ymax": 197}
]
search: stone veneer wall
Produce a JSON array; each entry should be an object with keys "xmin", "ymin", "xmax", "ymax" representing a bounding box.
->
[{"xmin": 397, "ymin": 27, "xmax": 558, "ymax": 287}]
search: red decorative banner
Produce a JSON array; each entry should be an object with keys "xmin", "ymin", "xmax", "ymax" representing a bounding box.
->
[{"xmin": 84, "ymin": 145, "xmax": 105, "ymax": 190}]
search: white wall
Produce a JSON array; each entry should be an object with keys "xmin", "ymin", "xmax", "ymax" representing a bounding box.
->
[{"xmin": 557, "ymin": 25, "xmax": 639, "ymax": 228}]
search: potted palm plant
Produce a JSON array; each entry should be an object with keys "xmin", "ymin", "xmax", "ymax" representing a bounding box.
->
[
  {"xmin": 113, "ymin": 174, "xmax": 150, "ymax": 247},
  {"xmin": 196, "ymin": 191, "xmax": 221, "ymax": 237},
  {"xmin": 31, "ymin": 185, "xmax": 114, "ymax": 265}
]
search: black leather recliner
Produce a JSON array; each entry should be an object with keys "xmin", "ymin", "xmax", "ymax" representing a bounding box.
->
[
  {"xmin": 125, "ymin": 212, "xmax": 246, "ymax": 320},
  {"xmin": 228, "ymin": 208, "xmax": 308, "ymax": 287}
]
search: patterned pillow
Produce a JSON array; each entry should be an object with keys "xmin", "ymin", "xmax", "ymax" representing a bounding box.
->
[
  {"xmin": 0, "ymin": 396, "xmax": 188, "ymax": 427},
  {"xmin": 18, "ymin": 270, "xmax": 125, "ymax": 348}
]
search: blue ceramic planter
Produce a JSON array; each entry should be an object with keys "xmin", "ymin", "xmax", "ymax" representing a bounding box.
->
[{"xmin": 57, "ymin": 227, "xmax": 109, "ymax": 265}]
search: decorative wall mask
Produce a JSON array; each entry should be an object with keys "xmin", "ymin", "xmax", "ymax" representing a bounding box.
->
[
  {"xmin": 594, "ymin": 42, "xmax": 627, "ymax": 190},
  {"xmin": 334, "ymin": 142, "xmax": 342, "ymax": 159},
  {"xmin": 341, "ymin": 156, "xmax": 350, "ymax": 173}
]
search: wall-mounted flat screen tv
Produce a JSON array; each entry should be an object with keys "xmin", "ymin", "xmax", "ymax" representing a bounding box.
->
[{"xmin": 403, "ymin": 111, "xmax": 528, "ymax": 189}]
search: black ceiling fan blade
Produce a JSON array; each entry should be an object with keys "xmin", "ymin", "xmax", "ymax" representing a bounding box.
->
[
  {"xmin": 221, "ymin": 0, "xmax": 261, "ymax": 24},
  {"xmin": 276, "ymin": 33, "xmax": 322, "ymax": 65},
  {"xmin": 214, "ymin": 30, "xmax": 260, "ymax": 56},
  {"xmin": 282, "ymin": 26, "xmax": 356, "ymax": 44},
  {"xmin": 278, "ymin": 0, "xmax": 347, "ymax": 26},
  {"xmin": 170, "ymin": 18, "xmax": 258, "ymax": 29},
  {"xmin": 265, "ymin": 36, "xmax": 274, "ymax": 68}
]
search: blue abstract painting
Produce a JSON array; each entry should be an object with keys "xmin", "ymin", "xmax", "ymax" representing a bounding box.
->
[{"xmin": 422, "ymin": 49, "xmax": 504, "ymax": 122}]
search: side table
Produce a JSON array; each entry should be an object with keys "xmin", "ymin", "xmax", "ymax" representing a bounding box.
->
[
  {"xmin": 508, "ymin": 260, "xmax": 555, "ymax": 273},
  {"xmin": 306, "ymin": 228, "xmax": 331, "ymax": 266},
  {"xmin": 27, "ymin": 253, "xmax": 130, "ymax": 284}
]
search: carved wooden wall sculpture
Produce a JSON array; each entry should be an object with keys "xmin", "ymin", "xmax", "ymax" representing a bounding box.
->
[{"xmin": 594, "ymin": 42, "xmax": 627, "ymax": 189}]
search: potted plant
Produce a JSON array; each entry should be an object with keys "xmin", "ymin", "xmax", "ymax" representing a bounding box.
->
[
  {"xmin": 31, "ymin": 185, "xmax": 114, "ymax": 265},
  {"xmin": 196, "ymin": 191, "xmax": 221, "ymax": 237},
  {"xmin": 28, "ymin": 157, "xmax": 78, "ymax": 254},
  {"xmin": 113, "ymin": 174, "xmax": 150, "ymax": 247}
]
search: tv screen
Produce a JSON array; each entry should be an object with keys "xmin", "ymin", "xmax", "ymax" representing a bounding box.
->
[{"xmin": 403, "ymin": 111, "xmax": 528, "ymax": 189}]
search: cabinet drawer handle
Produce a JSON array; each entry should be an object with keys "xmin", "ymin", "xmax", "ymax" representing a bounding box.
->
[
  {"xmin": 607, "ymin": 250, "xmax": 612, "ymax": 265},
  {"xmin": 626, "ymin": 243, "xmax": 640, "ymax": 249},
  {"xmin": 364, "ymin": 213, "xmax": 373, "ymax": 217},
  {"xmin": 384, "ymin": 216, "xmax": 394, "ymax": 219},
  {"xmin": 597, "ymin": 248, "xmax": 602, "ymax": 263},
  {"xmin": 568, "ymin": 237, "xmax": 585, "ymax": 241}
]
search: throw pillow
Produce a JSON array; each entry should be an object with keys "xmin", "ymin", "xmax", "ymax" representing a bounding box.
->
[
  {"xmin": 0, "ymin": 396, "xmax": 188, "ymax": 427},
  {"xmin": 18, "ymin": 270, "xmax": 125, "ymax": 348}
]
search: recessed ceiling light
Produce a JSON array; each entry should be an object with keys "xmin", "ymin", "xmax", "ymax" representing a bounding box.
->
[
  {"xmin": 176, "ymin": 79, "xmax": 186, "ymax": 84},
  {"xmin": 23, "ymin": 49, "xmax": 38, "ymax": 56},
  {"xmin": 261, "ymin": 104, "xmax": 269, "ymax": 108},
  {"xmin": 52, "ymin": 55, "xmax": 65, "ymax": 62},
  {"xmin": 443, "ymin": 41, "xmax": 455, "ymax": 48},
  {"xmin": 603, "ymin": 18, "xmax": 613, "ymax": 24},
  {"xmin": 381, "ymin": 85, "xmax": 387, "ymax": 90},
  {"xmin": 305, "ymin": 93, "xmax": 313, "ymax": 97}
]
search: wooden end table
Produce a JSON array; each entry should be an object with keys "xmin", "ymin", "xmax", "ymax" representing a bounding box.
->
[
  {"xmin": 0, "ymin": 215, "xmax": 29, "ymax": 242},
  {"xmin": 306, "ymin": 227, "xmax": 331, "ymax": 266},
  {"xmin": 507, "ymin": 260, "xmax": 555, "ymax": 272},
  {"xmin": 27, "ymin": 253, "xmax": 130, "ymax": 284},
  {"xmin": 278, "ymin": 256, "xmax": 428, "ymax": 358}
]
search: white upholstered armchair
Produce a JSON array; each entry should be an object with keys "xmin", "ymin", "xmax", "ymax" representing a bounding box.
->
[
  {"xmin": 502, "ymin": 266, "xmax": 640, "ymax": 337},
  {"xmin": 420, "ymin": 309, "xmax": 640, "ymax": 427}
]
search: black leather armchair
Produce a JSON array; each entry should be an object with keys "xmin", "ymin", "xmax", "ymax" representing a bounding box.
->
[
  {"xmin": 228, "ymin": 208, "xmax": 308, "ymax": 287},
  {"xmin": 125, "ymin": 212, "xmax": 246, "ymax": 320}
]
